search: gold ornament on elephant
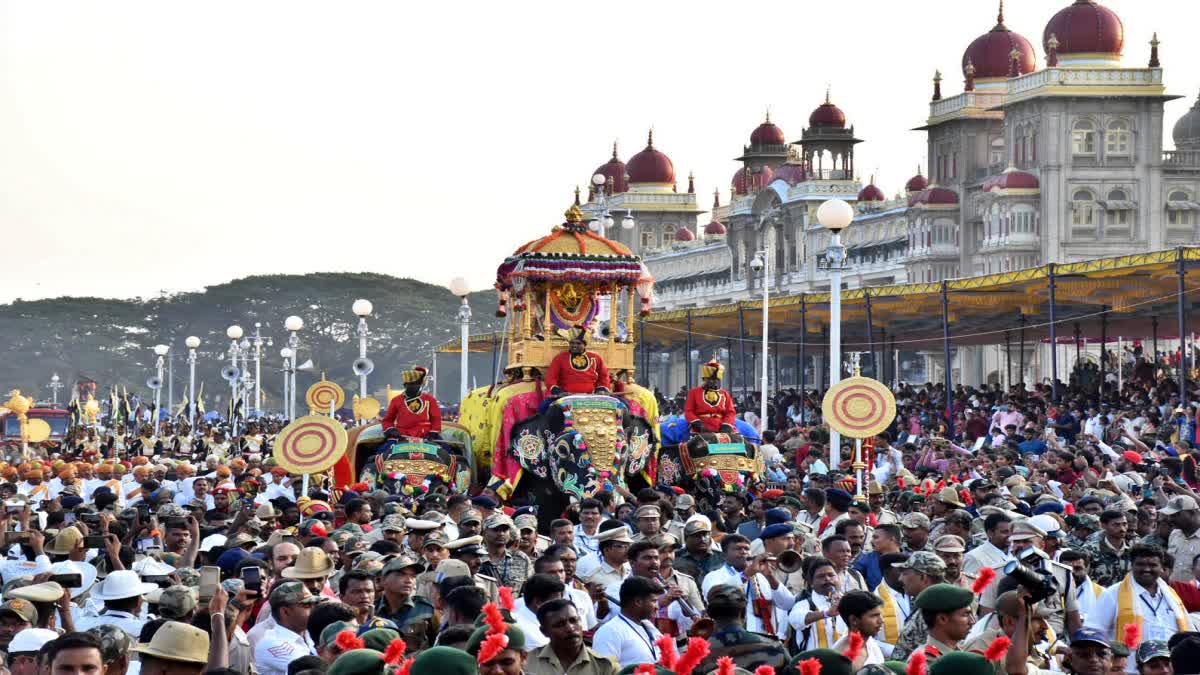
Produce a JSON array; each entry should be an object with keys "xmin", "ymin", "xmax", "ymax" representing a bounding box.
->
[{"xmin": 573, "ymin": 408, "xmax": 620, "ymax": 473}]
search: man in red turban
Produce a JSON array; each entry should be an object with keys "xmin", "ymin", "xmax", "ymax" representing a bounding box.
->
[
  {"xmin": 545, "ymin": 325, "xmax": 611, "ymax": 396},
  {"xmin": 382, "ymin": 365, "xmax": 442, "ymax": 439},
  {"xmin": 684, "ymin": 359, "xmax": 736, "ymax": 433}
]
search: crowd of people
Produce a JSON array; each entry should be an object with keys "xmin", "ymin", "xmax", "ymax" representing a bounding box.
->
[{"xmin": 4, "ymin": 348, "xmax": 1200, "ymax": 675}]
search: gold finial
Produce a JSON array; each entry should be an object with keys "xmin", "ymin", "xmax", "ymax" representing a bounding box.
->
[
  {"xmin": 764, "ymin": 106, "xmax": 771, "ymax": 122},
  {"xmin": 564, "ymin": 204, "xmax": 584, "ymax": 223},
  {"xmin": 997, "ymin": 0, "xmax": 1004, "ymax": 25},
  {"xmin": 612, "ymin": 140, "xmax": 619, "ymax": 159},
  {"xmin": 573, "ymin": 185, "xmax": 581, "ymax": 206},
  {"xmin": 647, "ymin": 128, "xmax": 654, "ymax": 147},
  {"xmin": 934, "ymin": 70, "xmax": 942, "ymax": 83},
  {"xmin": 825, "ymin": 85, "xmax": 831, "ymax": 104},
  {"xmin": 1151, "ymin": 32, "xmax": 1160, "ymax": 47}
]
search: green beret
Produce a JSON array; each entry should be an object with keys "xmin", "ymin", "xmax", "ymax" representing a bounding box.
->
[
  {"xmin": 789, "ymin": 649, "xmax": 854, "ymax": 675},
  {"xmin": 318, "ymin": 620, "xmax": 357, "ymax": 648},
  {"xmin": 328, "ymin": 649, "xmax": 386, "ymax": 675},
  {"xmin": 410, "ymin": 646, "xmax": 479, "ymax": 675},
  {"xmin": 360, "ymin": 627, "xmax": 401, "ymax": 653},
  {"xmin": 928, "ymin": 651, "xmax": 997, "ymax": 675},
  {"xmin": 618, "ymin": 667, "xmax": 672, "ymax": 675},
  {"xmin": 883, "ymin": 661, "xmax": 908, "ymax": 675},
  {"xmin": 466, "ymin": 625, "xmax": 526, "ymax": 657},
  {"xmin": 914, "ymin": 583, "xmax": 975, "ymax": 612}
]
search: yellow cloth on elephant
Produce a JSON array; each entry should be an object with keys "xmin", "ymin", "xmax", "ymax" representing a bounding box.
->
[
  {"xmin": 457, "ymin": 385, "xmax": 497, "ymax": 471},
  {"xmin": 620, "ymin": 382, "xmax": 660, "ymax": 441}
]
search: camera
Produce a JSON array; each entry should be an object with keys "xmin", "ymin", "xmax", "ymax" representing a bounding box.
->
[
  {"xmin": 84, "ymin": 535, "xmax": 106, "ymax": 549},
  {"xmin": 50, "ymin": 573, "xmax": 82, "ymax": 588},
  {"xmin": 1003, "ymin": 560, "xmax": 1058, "ymax": 604}
]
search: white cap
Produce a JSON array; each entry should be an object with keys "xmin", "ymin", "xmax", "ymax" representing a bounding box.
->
[
  {"xmin": 133, "ymin": 558, "xmax": 176, "ymax": 577},
  {"xmin": 9, "ymin": 628, "xmax": 58, "ymax": 654},
  {"xmin": 200, "ymin": 534, "xmax": 228, "ymax": 553}
]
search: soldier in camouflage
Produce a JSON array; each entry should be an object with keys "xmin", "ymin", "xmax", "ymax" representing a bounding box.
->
[{"xmin": 697, "ymin": 585, "xmax": 789, "ymax": 673}]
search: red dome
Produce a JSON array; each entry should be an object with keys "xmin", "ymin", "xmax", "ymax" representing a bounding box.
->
[
  {"xmin": 704, "ymin": 220, "xmax": 727, "ymax": 235},
  {"xmin": 905, "ymin": 171, "xmax": 929, "ymax": 193},
  {"xmin": 774, "ymin": 163, "xmax": 808, "ymax": 185},
  {"xmin": 985, "ymin": 167, "xmax": 1040, "ymax": 191},
  {"xmin": 732, "ymin": 165, "xmax": 775, "ymax": 195},
  {"xmin": 590, "ymin": 143, "xmax": 627, "ymax": 194},
  {"xmin": 1043, "ymin": 0, "xmax": 1124, "ymax": 58},
  {"xmin": 626, "ymin": 130, "xmax": 676, "ymax": 185},
  {"xmin": 749, "ymin": 117, "xmax": 786, "ymax": 146},
  {"xmin": 809, "ymin": 92, "xmax": 846, "ymax": 128},
  {"xmin": 909, "ymin": 186, "xmax": 960, "ymax": 207},
  {"xmin": 963, "ymin": 7, "xmax": 1036, "ymax": 79},
  {"xmin": 674, "ymin": 226, "xmax": 696, "ymax": 242},
  {"xmin": 857, "ymin": 183, "xmax": 886, "ymax": 202}
]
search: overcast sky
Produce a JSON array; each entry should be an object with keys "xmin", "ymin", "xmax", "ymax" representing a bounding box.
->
[{"xmin": 2, "ymin": 0, "xmax": 1197, "ymax": 305}]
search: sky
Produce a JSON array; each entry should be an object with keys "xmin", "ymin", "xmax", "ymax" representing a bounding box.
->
[{"xmin": 2, "ymin": 0, "xmax": 1198, "ymax": 305}]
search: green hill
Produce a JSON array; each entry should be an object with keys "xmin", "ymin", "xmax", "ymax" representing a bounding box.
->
[{"xmin": 0, "ymin": 273, "xmax": 501, "ymax": 409}]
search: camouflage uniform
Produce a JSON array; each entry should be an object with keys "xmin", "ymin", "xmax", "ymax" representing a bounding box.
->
[
  {"xmin": 698, "ymin": 622, "xmax": 790, "ymax": 673},
  {"xmin": 479, "ymin": 549, "xmax": 532, "ymax": 594},
  {"xmin": 1080, "ymin": 535, "xmax": 1131, "ymax": 587},
  {"xmin": 890, "ymin": 608, "xmax": 928, "ymax": 662},
  {"xmin": 373, "ymin": 594, "xmax": 437, "ymax": 653}
]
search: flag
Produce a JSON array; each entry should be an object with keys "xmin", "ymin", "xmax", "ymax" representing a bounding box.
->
[
  {"xmin": 226, "ymin": 394, "xmax": 244, "ymax": 424},
  {"xmin": 197, "ymin": 383, "xmax": 206, "ymax": 415},
  {"xmin": 174, "ymin": 394, "xmax": 190, "ymax": 420}
]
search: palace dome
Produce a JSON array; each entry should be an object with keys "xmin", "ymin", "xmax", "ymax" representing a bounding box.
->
[
  {"xmin": 910, "ymin": 186, "xmax": 960, "ymax": 207},
  {"xmin": 626, "ymin": 130, "xmax": 676, "ymax": 185},
  {"xmin": 674, "ymin": 226, "xmax": 696, "ymax": 242},
  {"xmin": 985, "ymin": 167, "xmax": 1040, "ymax": 191},
  {"xmin": 749, "ymin": 117, "xmax": 786, "ymax": 146},
  {"xmin": 857, "ymin": 182, "xmax": 886, "ymax": 202},
  {"xmin": 774, "ymin": 163, "xmax": 808, "ymax": 185},
  {"xmin": 905, "ymin": 170, "xmax": 929, "ymax": 193},
  {"xmin": 1173, "ymin": 93, "xmax": 1200, "ymax": 150},
  {"xmin": 590, "ymin": 143, "xmax": 627, "ymax": 194},
  {"xmin": 732, "ymin": 165, "xmax": 775, "ymax": 195},
  {"xmin": 963, "ymin": 5, "xmax": 1036, "ymax": 79},
  {"xmin": 1043, "ymin": 0, "xmax": 1124, "ymax": 61},
  {"xmin": 809, "ymin": 94, "xmax": 846, "ymax": 129},
  {"xmin": 704, "ymin": 219, "xmax": 727, "ymax": 235}
]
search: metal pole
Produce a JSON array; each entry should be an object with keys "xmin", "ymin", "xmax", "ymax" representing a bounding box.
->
[
  {"xmin": 738, "ymin": 306, "xmax": 748, "ymax": 398},
  {"xmin": 252, "ymin": 324, "xmax": 262, "ymax": 415},
  {"xmin": 167, "ymin": 351, "xmax": 174, "ymax": 416},
  {"xmin": 941, "ymin": 281, "xmax": 954, "ymax": 438},
  {"xmin": 1178, "ymin": 248, "xmax": 1188, "ymax": 404},
  {"xmin": 1118, "ymin": 335, "xmax": 1123, "ymax": 391},
  {"xmin": 281, "ymin": 357, "xmax": 290, "ymax": 421},
  {"xmin": 829, "ymin": 232, "xmax": 844, "ymax": 469},
  {"xmin": 459, "ymin": 297, "xmax": 471, "ymax": 403},
  {"xmin": 800, "ymin": 299, "xmax": 807, "ymax": 425},
  {"xmin": 865, "ymin": 293, "xmax": 876, "ymax": 378},
  {"xmin": 686, "ymin": 309, "xmax": 694, "ymax": 391},
  {"xmin": 1048, "ymin": 263, "xmax": 1059, "ymax": 403},
  {"xmin": 357, "ymin": 317, "xmax": 369, "ymax": 397},
  {"xmin": 1099, "ymin": 307, "xmax": 1109, "ymax": 396},
  {"xmin": 491, "ymin": 333, "xmax": 498, "ymax": 383},
  {"xmin": 188, "ymin": 348, "xmax": 197, "ymax": 429},
  {"xmin": 154, "ymin": 355, "xmax": 164, "ymax": 429},
  {"xmin": 794, "ymin": 343, "xmax": 801, "ymax": 391},
  {"xmin": 880, "ymin": 328, "xmax": 887, "ymax": 383},
  {"xmin": 760, "ymin": 252, "xmax": 769, "ymax": 432},
  {"xmin": 1074, "ymin": 322, "xmax": 1082, "ymax": 378},
  {"xmin": 229, "ymin": 341, "xmax": 239, "ymax": 434},
  {"xmin": 1019, "ymin": 314, "xmax": 1027, "ymax": 387},
  {"xmin": 1005, "ymin": 331, "xmax": 1012, "ymax": 390},
  {"xmin": 288, "ymin": 330, "xmax": 300, "ymax": 420},
  {"xmin": 1153, "ymin": 316, "xmax": 1159, "ymax": 363}
]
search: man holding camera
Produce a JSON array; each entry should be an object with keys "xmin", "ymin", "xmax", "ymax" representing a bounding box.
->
[{"xmin": 978, "ymin": 520, "xmax": 1081, "ymax": 638}]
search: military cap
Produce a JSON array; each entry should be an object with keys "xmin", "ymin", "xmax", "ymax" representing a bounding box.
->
[
  {"xmin": 900, "ymin": 512, "xmax": 931, "ymax": 530},
  {"xmin": 760, "ymin": 523, "xmax": 794, "ymax": 540},
  {"xmin": 319, "ymin": 620, "xmax": 357, "ymax": 648},
  {"xmin": 176, "ymin": 567, "xmax": 200, "ymax": 588},
  {"xmin": 382, "ymin": 555, "xmax": 424, "ymax": 576},
  {"xmin": 381, "ymin": 514, "xmax": 407, "ymax": 532},
  {"xmin": 434, "ymin": 559, "xmax": 471, "ymax": 582},
  {"xmin": 684, "ymin": 515, "xmax": 712, "ymax": 536},
  {"xmin": 405, "ymin": 518, "xmax": 442, "ymax": 532},
  {"xmin": 1108, "ymin": 641, "xmax": 1131, "ymax": 657},
  {"xmin": 652, "ymin": 533, "xmax": 678, "ymax": 549},
  {"xmin": 156, "ymin": 585, "xmax": 198, "ymax": 619},
  {"xmin": 329, "ymin": 649, "xmax": 387, "ymax": 675},
  {"xmin": 471, "ymin": 495, "xmax": 499, "ymax": 510},
  {"xmin": 927, "ymin": 651, "xmax": 998, "ymax": 675},
  {"xmin": 422, "ymin": 530, "xmax": 450, "ymax": 549},
  {"xmin": 936, "ymin": 487, "xmax": 965, "ymax": 507},
  {"xmin": 633, "ymin": 505, "xmax": 660, "ymax": 520},
  {"xmin": 914, "ymin": 583, "xmax": 974, "ymax": 612},
  {"xmin": 513, "ymin": 514, "xmax": 539, "ymax": 532},
  {"xmin": 858, "ymin": 666, "xmax": 898, "ymax": 675},
  {"xmin": 1008, "ymin": 520, "xmax": 1047, "ymax": 541},
  {"xmin": 1136, "ymin": 640, "xmax": 1170, "ymax": 666},
  {"xmin": 765, "ymin": 508, "xmax": 791, "ymax": 526},
  {"xmin": 458, "ymin": 508, "xmax": 483, "ymax": 525},
  {"xmin": 595, "ymin": 527, "xmax": 633, "ymax": 544},
  {"xmin": 933, "ymin": 534, "xmax": 966, "ymax": 552},
  {"xmin": 409, "ymin": 646, "xmax": 481, "ymax": 675},
  {"xmin": 357, "ymin": 617, "xmax": 400, "ymax": 634},
  {"xmin": 7, "ymin": 582, "xmax": 64, "ymax": 604},
  {"xmin": 268, "ymin": 581, "xmax": 320, "ymax": 607},
  {"xmin": 445, "ymin": 534, "xmax": 483, "ymax": 551},
  {"xmin": 156, "ymin": 503, "xmax": 188, "ymax": 519},
  {"xmin": 1073, "ymin": 513, "xmax": 1101, "ymax": 530},
  {"xmin": 466, "ymin": 624, "xmax": 526, "ymax": 657},
  {"xmin": 706, "ymin": 584, "xmax": 748, "ymax": 608},
  {"xmin": 360, "ymin": 627, "xmax": 401, "ymax": 653},
  {"xmin": 674, "ymin": 494, "xmax": 696, "ymax": 509},
  {"xmin": 882, "ymin": 662, "xmax": 907, "ymax": 675},
  {"xmin": 868, "ymin": 480, "xmax": 884, "ymax": 495},
  {"xmin": 895, "ymin": 551, "xmax": 946, "ymax": 576},
  {"xmin": 790, "ymin": 649, "xmax": 854, "ymax": 675},
  {"xmin": 483, "ymin": 513, "xmax": 515, "ymax": 531},
  {"xmin": 85, "ymin": 624, "xmax": 133, "ymax": 663},
  {"xmin": 0, "ymin": 599, "xmax": 37, "ymax": 624}
]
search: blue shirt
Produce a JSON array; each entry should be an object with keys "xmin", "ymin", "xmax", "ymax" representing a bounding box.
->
[
  {"xmin": 1017, "ymin": 439, "xmax": 1048, "ymax": 455},
  {"xmin": 851, "ymin": 551, "xmax": 883, "ymax": 591}
]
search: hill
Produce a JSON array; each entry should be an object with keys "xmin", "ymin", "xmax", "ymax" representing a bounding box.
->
[{"xmin": 0, "ymin": 273, "xmax": 501, "ymax": 409}]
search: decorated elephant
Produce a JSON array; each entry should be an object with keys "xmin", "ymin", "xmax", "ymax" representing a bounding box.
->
[
  {"xmin": 341, "ymin": 423, "xmax": 473, "ymax": 496},
  {"xmin": 501, "ymin": 394, "xmax": 657, "ymax": 529},
  {"xmin": 657, "ymin": 415, "xmax": 764, "ymax": 506}
]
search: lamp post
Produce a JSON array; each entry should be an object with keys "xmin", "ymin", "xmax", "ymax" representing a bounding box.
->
[
  {"xmin": 284, "ymin": 316, "xmax": 303, "ymax": 419},
  {"xmin": 588, "ymin": 174, "xmax": 636, "ymax": 236},
  {"xmin": 239, "ymin": 336, "xmax": 253, "ymax": 418},
  {"xmin": 251, "ymin": 323, "xmax": 271, "ymax": 416},
  {"xmin": 816, "ymin": 198, "xmax": 854, "ymax": 469},
  {"xmin": 185, "ymin": 336, "xmax": 200, "ymax": 429},
  {"xmin": 449, "ymin": 278, "xmax": 472, "ymax": 403},
  {"xmin": 353, "ymin": 299, "xmax": 374, "ymax": 396},
  {"xmin": 153, "ymin": 344, "xmax": 169, "ymax": 427},
  {"xmin": 750, "ymin": 250, "xmax": 769, "ymax": 433},
  {"xmin": 280, "ymin": 347, "xmax": 293, "ymax": 419},
  {"xmin": 49, "ymin": 374, "xmax": 62, "ymax": 405},
  {"xmin": 226, "ymin": 325, "xmax": 243, "ymax": 432}
]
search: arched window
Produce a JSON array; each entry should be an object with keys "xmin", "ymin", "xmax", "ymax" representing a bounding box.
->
[
  {"xmin": 1106, "ymin": 120, "xmax": 1131, "ymax": 156},
  {"xmin": 1105, "ymin": 189, "xmax": 1131, "ymax": 234},
  {"xmin": 1168, "ymin": 190, "xmax": 1195, "ymax": 231},
  {"xmin": 1073, "ymin": 120, "xmax": 1097, "ymax": 156},
  {"xmin": 1071, "ymin": 189, "xmax": 1097, "ymax": 239}
]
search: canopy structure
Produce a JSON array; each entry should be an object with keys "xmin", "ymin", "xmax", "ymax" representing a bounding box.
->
[{"xmin": 439, "ymin": 247, "xmax": 1200, "ymax": 405}]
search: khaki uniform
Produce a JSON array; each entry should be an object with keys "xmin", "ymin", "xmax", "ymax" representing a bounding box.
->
[
  {"xmin": 526, "ymin": 644, "xmax": 619, "ymax": 675},
  {"xmin": 961, "ymin": 627, "xmax": 1051, "ymax": 675},
  {"xmin": 662, "ymin": 569, "xmax": 704, "ymax": 617}
]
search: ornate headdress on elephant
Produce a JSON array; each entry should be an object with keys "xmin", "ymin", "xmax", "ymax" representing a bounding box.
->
[{"xmin": 656, "ymin": 426, "xmax": 763, "ymax": 505}]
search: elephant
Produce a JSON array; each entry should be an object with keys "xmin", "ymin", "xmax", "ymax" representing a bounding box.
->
[
  {"xmin": 342, "ymin": 423, "xmax": 473, "ymax": 496},
  {"xmin": 504, "ymin": 394, "xmax": 657, "ymax": 530},
  {"xmin": 657, "ymin": 415, "xmax": 764, "ymax": 507}
]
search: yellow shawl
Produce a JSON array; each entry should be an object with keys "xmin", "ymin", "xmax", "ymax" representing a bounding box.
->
[
  {"xmin": 1116, "ymin": 573, "xmax": 1188, "ymax": 637},
  {"xmin": 876, "ymin": 581, "xmax": 903, "ymax": 644}
]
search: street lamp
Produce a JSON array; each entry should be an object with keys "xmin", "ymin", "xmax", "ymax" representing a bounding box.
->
[
  {"xmin": 352, "ymin": 299, "xmax": 374, "ymax": 397},
  {"xmin": 153, "ymin": 344, "xmax": 170, "ymax": 427},
  {"xmin": 280, "ymin": 347, "xmax": 294, "ymax": 420},
  {"xmin": 588, "ymin": 174, "xmax": 636, "ymax": 234},
  {"xmin": 226, "ymin": 325, "xmax": 243, "ymax": 432},
  {"xmin": 49, "ymin": 374, "xmax": 62, "ymax": 405},
  {"xmin": 185, "ymin": 336, "xmax": 200, "ymax": 429},
  {"xmin": 750, "ymin": 251, "xmax": 769, "ymax": 433},
  {"xmin": 816, "ymin": 198, "xmax": 854, "ymax": 469},
  {"xmin": 284, "ymin": 316, "xmax": 303, "ymax": 420},
  {"xmin": 449, "ymin": 278, "xmax": 472, "ymax": 402},
  {"xmin": 250, "ymin": 323, "xmax": 271, "ymax": 417}
]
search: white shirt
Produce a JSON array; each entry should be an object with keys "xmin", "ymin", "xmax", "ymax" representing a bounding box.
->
[
  {"xmin": 511, "ymin": 599, "xmax": 550, "ymax": 649},
  {"xmin": 1074, "ymin": 576, "xmax": 1105, "ymax": 624},
  {"xmin": 574, "ymin": 524, "xmax": 600, "ymax": 560},
  {"xmin": 254, "ymin": 624, "xmax": 316, "ymax": 675},
  {"xmin": 833, "ymin": 631, "xmax": 887, "ymax": 665},
  {"xmin": 591, "ymin": 611, "xmax": 661, "ymax": 667},
  {"xmin": 75, "ymin": 609, "xmax": 145, "ymax": 640},
  {"xmin": 962, "ymin": 540, "xmax": 1011, "ymax": 576},
  {"xmin": 701, "ymin": 564, "xmax": 795, "ymax": 639},
  {"xmin": 1085, "ymin": 578, "xmax": 1185, "ymax": 673},
  {"xmin": 567, "ymin": 583, "xmax": 598, "ymax": 629},
  {"xmin": 789, "ymin": 591, "xmax": 846, "ymax": 650},
  {"xmin": 0, "ymin": 556, "xmax": 51, "ymax": 584}
]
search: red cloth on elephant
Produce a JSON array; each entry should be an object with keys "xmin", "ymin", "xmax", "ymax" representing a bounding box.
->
[
  {"xmin": 684, "ymin": 387, "xmax": 736, "ymax": 432},
  {"xmin": 495, "ymin": 389, "xmax": 545, "ymax": 483},
  {"xmin": 381, "ymin": 393, "xmax": 442, "ymax": 437},
  {"xmin": 545, "ymin": 351, "xmax": 611, "ymax": 394}
]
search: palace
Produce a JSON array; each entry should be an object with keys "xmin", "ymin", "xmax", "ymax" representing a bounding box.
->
[{"xmin": 577, "ymin": 0, "xmax": 1200, "ymax": 390}]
